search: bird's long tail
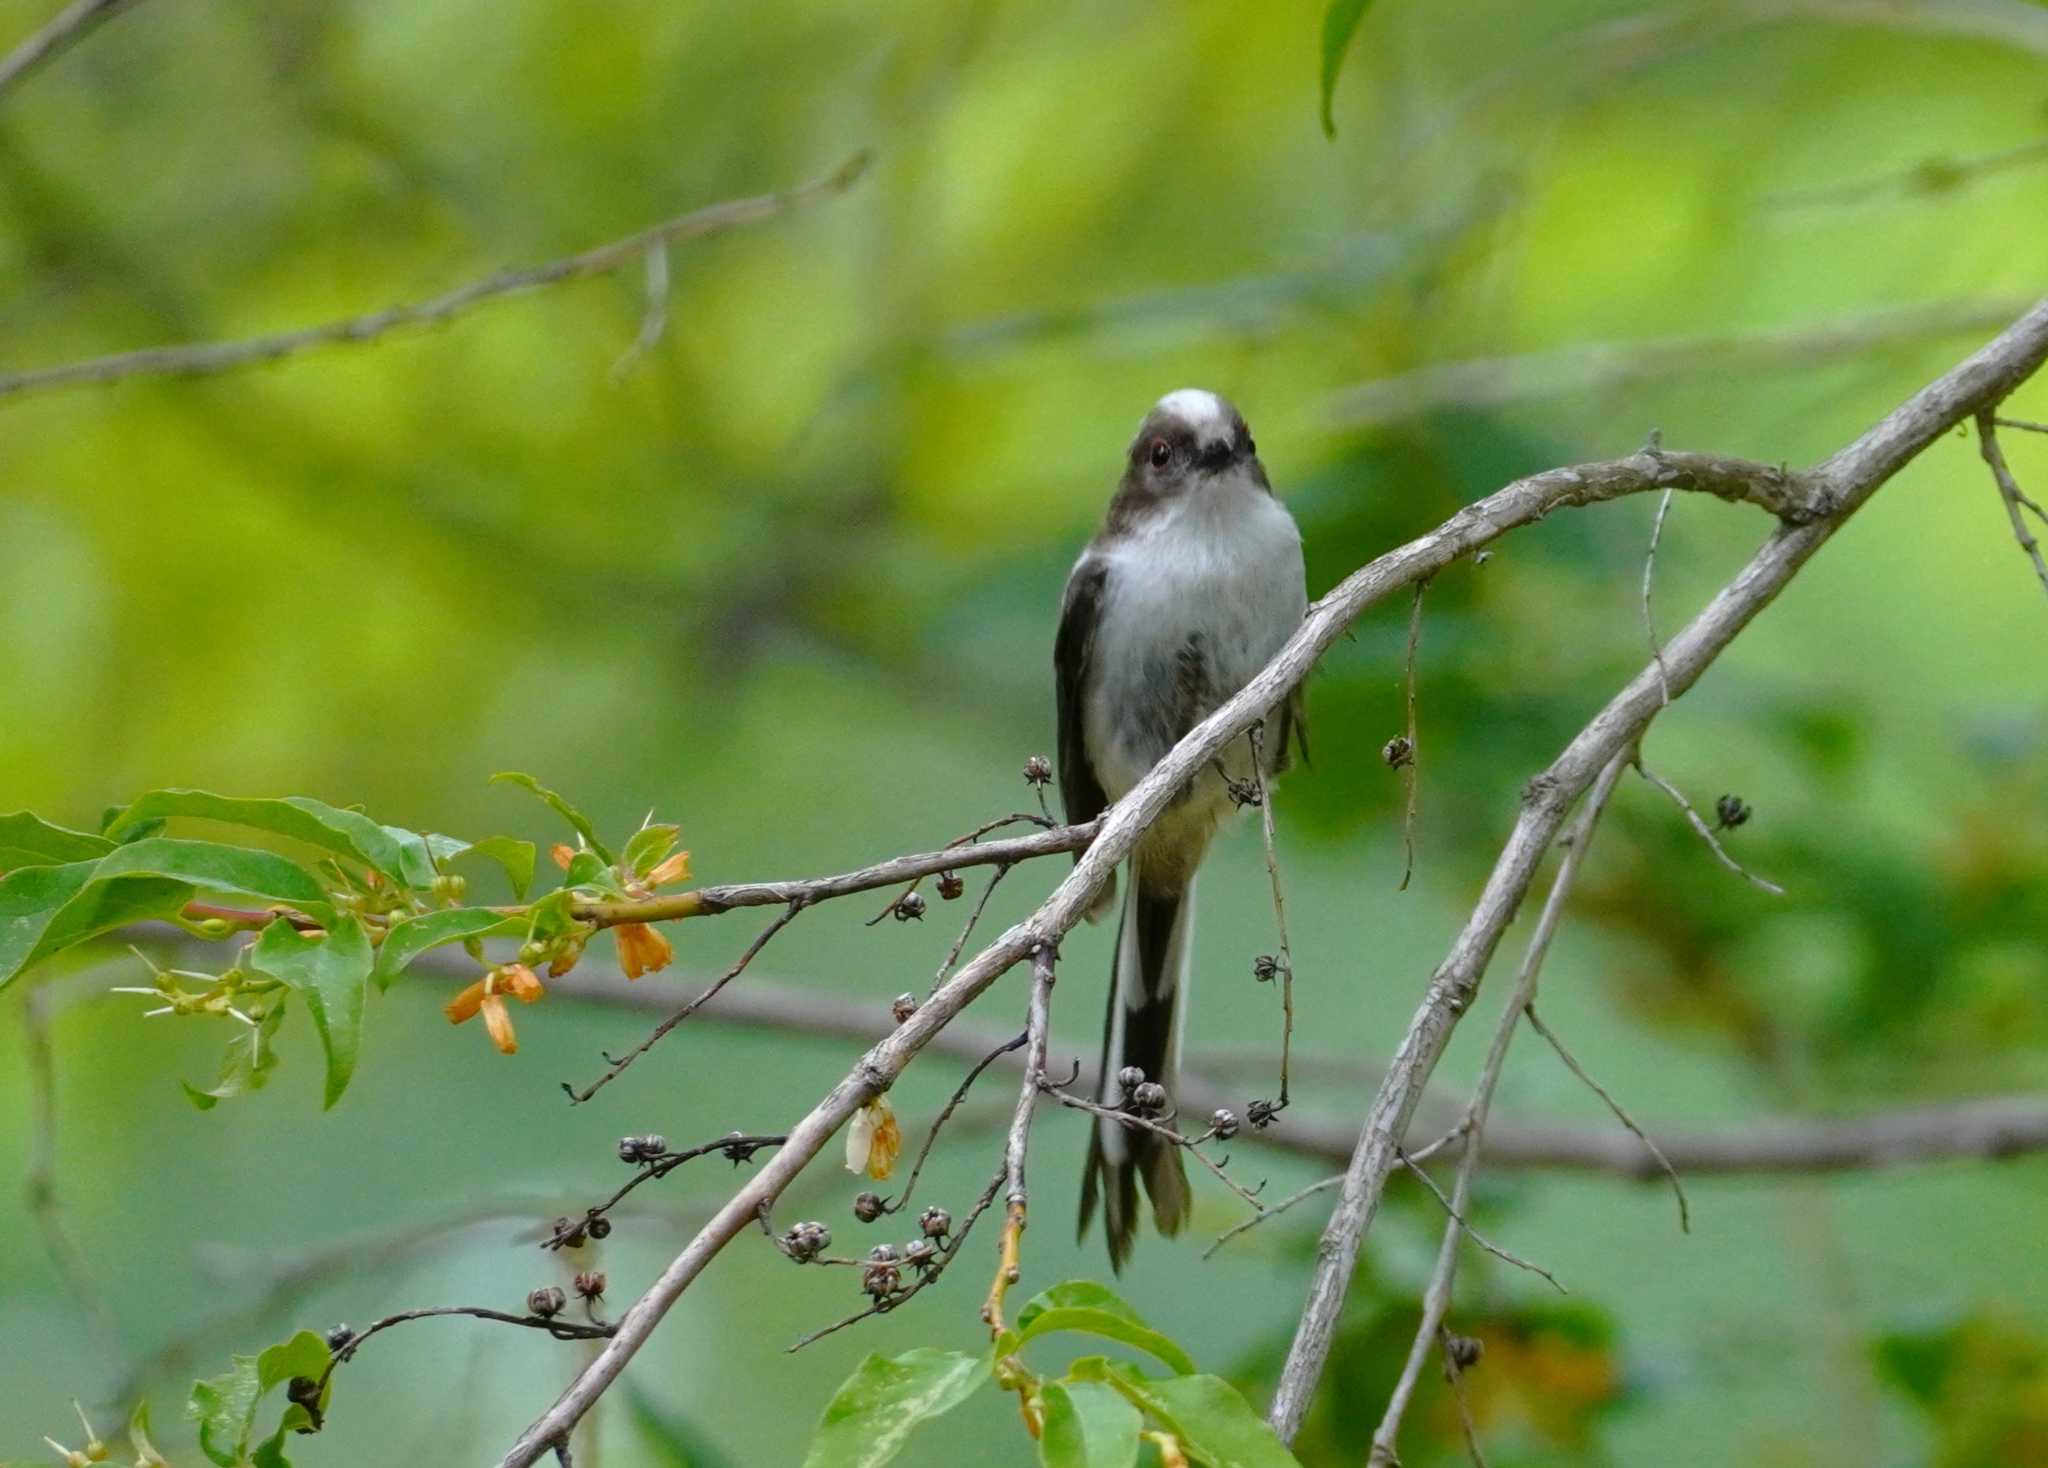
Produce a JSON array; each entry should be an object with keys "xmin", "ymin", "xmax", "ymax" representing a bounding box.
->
[{"xmin": 1078, "ymin": 871, "xmax": 1194, "ymax": 1271}]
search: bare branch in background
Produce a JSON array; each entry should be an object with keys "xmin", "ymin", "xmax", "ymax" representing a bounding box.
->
[
  {"xmin": 1268, "ymin": 296, "xmax": 2048, "ymax": 1445},
  {"xmin": 1324, "ymin": 298, "xmax": 2030, "ymax": 428},
  {"xmin": 1975, "ymin": 410, "xmax": 2048, "ymax": 605},
  {"xmin": 0, "ymin": 153, "xmax": 872, "ymax": 406},
  {"xmin": 1768, "ymin": 136, "xmax": 2048, "ymax": 210},
  {"xmin": 0, "ymin": 0, "xmax": 142, "ymax": 102},
  {"xmin": 985, "ymin": 946, "xmax": 1056, "ymax": 1335}
]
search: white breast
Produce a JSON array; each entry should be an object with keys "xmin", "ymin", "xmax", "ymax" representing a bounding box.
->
[{"xmin": 1085, "ymin": 476, "xmax": 1306, "ymax": 801}]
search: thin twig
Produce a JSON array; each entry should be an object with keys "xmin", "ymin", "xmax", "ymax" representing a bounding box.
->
[
  {"xmin": 930, "ymin": 864, "xmax": 1012, "ymax": 995},
  {"xmin": 1632, "ymin": 759, "xmax": 1785, "ymax": 895},
  {"xmin": 0, "ymin": 0, "xmax": 141, "ymax": 102},
  {"xmin": 1642, "ymin": 486, "xmax": 1676, "ymax": 705},
  {"xmin": 784, "ymin": 1166, "xmax": 1007, "ymax": 1352},
  {"xmin": 1202, "ymin": 1174, "xmax": 1340, "ymax": 1259},
  {"xmin": 985, "ymin": 946, "xmax": 1056, "ymax": 1335},
  {"xmin": 544, "ymin": 1135, "xmax": 785, "ymax": 1250},
  {"xmin": 318, "ymin": 1306, "xmax": 615, "ymax": 1396},
  {"xmin": 1397, "ymin": 1153, "xmax": 1564, "ymax": 1293},
  {"xmin": 1366, "ymin": 751, "xmax": 1627, "ymax": 1463},
  {"xmin": 1438, "ymin": 1328, "xmax": 1492, "ymax": 1468},
  {"xmin": 1976, "ymin": 411, "xmax": 2048, "ymax": 605},
  {"xmin": 562, "ymin": 903, "xmax": 803, "ymax": 1104},
  {"xmin": 1247, "ymin": 722, "xmax": 1295, "ymax": 1108},
  {"xmin": 1041, "ymin": 1084, "xmax": 1267, "ymax": 1214},
  {"xmin": 864, "ymin": 812, "xmax": 1056, "ymax": 927},
  {"xmin": 1398, "ymin": 581, "xmax": 1426, "ymax": 890},
  {"xmin": 0, "ymin": 153, "xmax": 873, "ymax": 405},
  {"xmin": 608, "ymin": 243, "xmax": 671, "ymax": 381},
  {"xmin": 1522, "ymin": 1003, "xmax": 1689, "ymax": 1232},
  {"xmin": 883, "ymin": 1031, "xmax": 1028, "ymax": 1215},
  {"xmin": 1767, "ymin": 137, "xmax": 2048, "ymax": 211},
  {"xmin": 1993, "ymin": 414, "xmax": 2048, "ymax": 443}
]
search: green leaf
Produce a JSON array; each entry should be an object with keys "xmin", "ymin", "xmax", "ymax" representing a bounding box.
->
[
  {"xmin": 1015, "ymin": 1283, "xmax": 1199, "ymax": 1377},
  {"xmin": 250, "ymin": 917, "xmax": 371, "ymax": 1107},
  {"xmin": 1072, "ymin": 1362, "xmax": 1301, "ymax": 1468},
  {"xmin": 1039, "ymin": 1380, "xmax": 1142, "ymax": 1468},
  {"xmin": 622, "ymin": 822, "xmax": 681, "ymax": 878},
  {"xmin": 0, "ymin": 810, "xmax": 114, "ymax": 868},
  {"xmin": 454, "ymin": 835, "xmax": 538, "ymax": 900},
  {"xmin": 374, "ymin": 908, "xmax": 519, "ymax": 990},
  {"xmin": 0, "ymin": 857, "xmax": 199, "ymax": 990},
  {"xmin": 1018, "ymin": 1282, "xmax": 1147, "ymax": 1334},
  {"xmin": 800, "ymin": 1348, "xmax": 989, "ymax": 1468},
  {"xmin": 1318, "ymin": 0, "xmax": 1377, "ymax": 137},
  {"xmin": 184, "ymin": 1001, "xmax": 288, "ymax": 1110},
  {"xmin": 491, "ymin": 772, "xmax": 615, "ymax": 864},
  {"xmin": 561, "ymin": 848, "xmax": 615, "ymax": 891},
  {"xmin": 91, "ymin": 837, "xmax": 332, "ymax": 912},
  {"xmin": 1019, "ymin": 1308, "xmax": 1199, "ymax": 1377},
  {"xmin": 103, "ymin": 790, "xmax": 431, "ymax": 887},
  {"xmin": 189, "ymin": 1331, "xmax": 330, "ymax": 1468}
]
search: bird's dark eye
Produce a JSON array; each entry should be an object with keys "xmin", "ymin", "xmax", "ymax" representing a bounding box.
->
[{"xmin": 1148, "ymin": 438, "xmax": 1171, "ymax": 468}]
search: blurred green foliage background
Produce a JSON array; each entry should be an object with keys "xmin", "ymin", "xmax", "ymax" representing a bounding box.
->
[{"xmin": 3, "ymin": 0, "xmax": 2047, "ymax": 1463}]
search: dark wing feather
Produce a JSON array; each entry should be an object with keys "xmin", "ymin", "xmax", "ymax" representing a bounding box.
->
[{"xmin": 1054, "ymin": 555, "xmax": 1111, "ymax": 830}]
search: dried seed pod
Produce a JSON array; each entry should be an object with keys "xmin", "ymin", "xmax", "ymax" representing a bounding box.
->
[
  {"xmin": 527, "ymin": 1286, "xmax": 567, "ymax": 1319},
  {"xmin": 1022, "ymin": 755, "xmax": 1053, "ymax": 786},
  {"xmin": 1210, "ymin": 1108, "xmax": 1240, "ymax": 1140},
  {"xmin": 893, "ymin": 891, "xmax": 927, "ymax": 922},
  {"xmin": 853, "ymin": 1191, "xmax": 885, "ymax": 1223},
  {"xmin": 919, "ymin": 1205, "xmax": 952, "ymax": 1239}
]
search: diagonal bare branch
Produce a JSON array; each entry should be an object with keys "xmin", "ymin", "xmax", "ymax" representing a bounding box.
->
[
  {"xmin": 0, "ymin": 153, "xmax": 871, "ymax": 406},
  {"xmin": 0, "ymin": 0, "xmax": 142, "ymax": 103}
]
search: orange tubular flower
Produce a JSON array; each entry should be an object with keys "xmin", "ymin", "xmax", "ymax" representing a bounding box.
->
[
  {"xmin": 615, "ymin": 922, "xmax": 673, "ymax": 979},
  {"xmin": 445, "ymin": 964, "xmax": 546, "ymax": 1053},
  {"xmin": 550, "ymin": 843, "xmax": 577, "ymax": 870},
  {"xmin": 645, "ymin": 851, "xmax": 693, "ymax": 886},
  {"xmin": 480, "ymin": 993, "xmax": 518, "ymax": 1054}
]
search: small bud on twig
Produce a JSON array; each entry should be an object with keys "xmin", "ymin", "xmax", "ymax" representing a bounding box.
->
[
  {"xmin": 1247, "ymin": 1098, "xmax": 1280, "ymax": 1130},
  {"xmin": 892, "ymin": 891, "xmax": 926, "ymax": 922},
  {"xmin": 1252, "ymin": 954, "xmax": 1282, "ymax": 983},
  {"xmin": 853, "ymin": 1191, "xmax": 885, "ymax": 1223},
  {"xmin": 863, "ymin": 1262, "xmax": 901, "ymax": 1298},
  {"xmin": 782, "ymin": 1220, "xmax": 831, "ymax": 1261},
  {"xmin": 323, "ymin": 1323, "xmax": 354, "ymax": 1352},
  {"xmin": 1116, "ymin": 1065, "xmax": 1146, "ymax": 1098},
  {"xmin": 936, "ymin": 870, "xmax": 965, "ymax": 900},
  {"xmin": 573, "ymin": 1271, "xmax": 607, "ymax": 1302},
  {"xmin": 528, "ymin": 1286, "xmax": 567, "ymax": 1319},
  {"xmin": 891, "ymin": 992, "xmax": 919, "ymax": 1024},
  {"xmin": 1023, "ymin": 755, "xmax": 1053, "ymax": 786},
  {"xmin": 1444, "ymin": 1333, "xmax": 1484, "ymax": 1371},
  {"xmin": 1715, "ymin": 794, "xmax": 1752, "ymax": 830},
  {"xmin": 1382, "ymin": 735, "xmax": 1415, "ymax": 769},
  {"xmin": 1211, "ymin": 1108, "xmax": 1240, "ymax": 1140},
  {"xmin": 919, "ymin": 1205, "xmax": 953, "ymax": 1239},
  {"xmin": 1132, "ymin": 1081, "xmax": 1168, "ymax": 1115}
]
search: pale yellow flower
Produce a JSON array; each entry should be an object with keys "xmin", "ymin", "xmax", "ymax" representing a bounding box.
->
[{"xmin": 844, "ymin": 1095, "xmax": 903, "ymax": 1180}]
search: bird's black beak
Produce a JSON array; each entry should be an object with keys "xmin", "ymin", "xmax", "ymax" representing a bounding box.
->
[{"xmin": 1197, "ymin": 439, "xmax": 1236, "ymax": 472}]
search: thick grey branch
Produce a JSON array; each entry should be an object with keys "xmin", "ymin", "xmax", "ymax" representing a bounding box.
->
[{"xmin": 0, "ymin": 153, "xmax": 871, "ymax": 405}]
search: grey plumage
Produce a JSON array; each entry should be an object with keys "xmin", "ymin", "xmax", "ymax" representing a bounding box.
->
[{"xmin": 1056, "ymin": 388, "xmax": 1307, "ymax": 1270}]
